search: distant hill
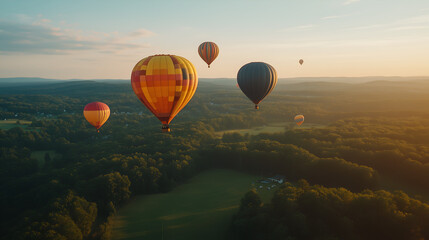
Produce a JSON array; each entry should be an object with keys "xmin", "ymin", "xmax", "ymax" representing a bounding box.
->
[
  {"xmin": 200, "ymin": 76, "xmax": 429, "ymax": 86},
  {"xmin": 0, "ymin": 80, "xmax": 127, "ymax": 96},
  {"xmin": 0, "ymin": 77, "xmax": 128, "ymax": 87},
  {"xmin": 1, "ymin": 77, "xmax": 428, "ymax": 95},
  {"xmin": 281, "ymin": 76, "xmax": 429, "ymax": 84},
  {"xmin": 2, "ymin": 76, "xmax": 428, "ymax": 86},
  {"xmin": 0, "ymin": 79, "xmax": 221, "ymax": 96},
  {"xmin": 0, "ymin": 78, "xmax": 65, "ymax": 87}
]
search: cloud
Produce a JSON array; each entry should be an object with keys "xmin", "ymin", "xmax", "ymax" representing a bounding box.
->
[
  {"xmin": 354, "ymin": 24, "xmax": 385, "ymax": 30},
  {"xmin": 279, "ymin": 24, "xmax": 315, "ymax": 32},
  {"xmin": 398, "ymin": 15, "xmax": 429, "ymax": 24},
  {"xmin": 321, "ymin": 15, "xmax": 342, "ymax": 20},
  {"xmin": 129, "ymin": 29, "xmax": 155, "ymax": 38},
  {"xmin": 0, "ymin": 20, "xmax": 154, "ymax": 54},
  {"xmin": 388, "ymin": 26, "xmax": 429, "ymax": 31},
  {"xmin": 354, "ymin": 15, "xmax": 429, "ymax": 31},
  {"xmin": 109, "ymin": 28, "xmax": 156, "ymax": 45},
  {"xmin": 234, "ymin": 35, "xmax": 429, "ymax": 50},
  {"xmin": 343, "ymin": 0, "xmax": 360, "ymax": 5}
]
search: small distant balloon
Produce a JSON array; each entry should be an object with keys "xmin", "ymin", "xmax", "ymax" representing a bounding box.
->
[
  {"xmin": 294, "ymin": 115, "xmax": 304, "ymax": 126},
  {"xmin": 299, "ymin": 59, "xmax": 304, "ymax": 65},
  {"xmin": 198, "ymin": 42, "xmax": 219, "ymax": 68},
  {"xmin": 237, "ymin": 62, "xmax": 278, "ymax": 109},
  {"xmin": 84, "ymin": 102, "xmax": 110, "ymax": 132}
]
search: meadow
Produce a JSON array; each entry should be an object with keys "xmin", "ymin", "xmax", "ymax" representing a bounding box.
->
[
  {"xmin": 0, "ymin": 119, "xmax": 32, "ymax": 130},
  {"xmin": 111, "ymin": 169, "xmax": 277, "ymax": 240},
  {"xmin": 30, "ymin": 150, "xmax": 61, "ymax": 167},
  {"xmin": 215, "ymin": 121, "xmax": 325, "ymax": 137}
]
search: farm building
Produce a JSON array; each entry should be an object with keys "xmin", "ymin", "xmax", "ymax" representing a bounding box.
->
[
  {"xmin": 257, "ymin": 179, "xmax": 270, "ymax": 184},
  {"xmin": 267, "ymin": 175, "xmax": 285, "ymax": 184}
]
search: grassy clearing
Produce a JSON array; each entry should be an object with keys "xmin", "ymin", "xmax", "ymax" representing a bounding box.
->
[
  {"xmin": 31, "ymin": 150, "xmax": 60, "ymax": 167},
  {"xmin": 0, "ymin": 119, "xmax": 32, "ymax": 130},
  {"xmin": 112, "ymin": 169, "xmax": 280, "ymax": 240},
  {"xmin": 216, "ymin": 122, "xmax": 325, "ymax": 137}
]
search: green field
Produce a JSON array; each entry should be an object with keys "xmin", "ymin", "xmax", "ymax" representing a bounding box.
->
[
  {"xmin": 0, "ymin": 119, "xmax": 32, "ymax": 130},
  {"xmin": 31, "ymin": 150, "xmax": 60, "ymax": 167},
  {"xmin": 112, "ymin": 169, "xmax": 279, "ymax": 240},
  {"xmin": 216, "ymin": 121, "xmax": 325, "ymax": 137}
]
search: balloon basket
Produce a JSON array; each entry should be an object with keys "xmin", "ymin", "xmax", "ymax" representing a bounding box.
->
[{"xmin": 162, "ymin": 124, "xmax": 171, "ymax": 133}]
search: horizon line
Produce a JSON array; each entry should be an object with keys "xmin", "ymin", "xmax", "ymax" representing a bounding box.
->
[{"xmin": 1, "ymin": 76, "xmax": 429, "ymax": 81}]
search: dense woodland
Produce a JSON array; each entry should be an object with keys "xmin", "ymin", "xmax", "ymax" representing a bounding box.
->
[
  {"xmin": 230, "ymin": 182, "xmax": 429, "ymax": 240},
  {"xmin": 1, "ymin": 78, "xmax": 429, "ymax": 239}
]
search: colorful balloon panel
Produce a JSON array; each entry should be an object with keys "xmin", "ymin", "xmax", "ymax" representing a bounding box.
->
[
  {"xmin": 237, "ymin": 62, "xmax": 277, "ymax": 109},
  {"xmin": 198, "ymin": 42, "xmax": 219, "ymax": 68},
  {"xmin": 131, "ymin": 54, "xmax": 198, "ymax": 132},
  {"xmin": 83, "ymin": 102, "xmax": 110, "ymax": 131},
  {"xmin": 294, "ymin": 114, "xmax": 304, "ymax": 126}
]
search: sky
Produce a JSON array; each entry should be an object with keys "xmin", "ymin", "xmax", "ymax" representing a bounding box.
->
[{"xmin": 0, "ymin": 0, "xmax": 429, "ymax": 79}]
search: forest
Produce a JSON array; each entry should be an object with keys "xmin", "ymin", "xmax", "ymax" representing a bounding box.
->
[
  {"xmin": 1, "ymin": 77, "xmax": 429, "ymax": 239},
  {"xmin": 230, "ymin": 182, "xmax": 429, "ymax": 240}
]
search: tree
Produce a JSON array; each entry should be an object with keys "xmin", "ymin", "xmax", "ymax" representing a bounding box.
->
[
  {"xmin": 52, "ymin": 191, "xmax": 97, "ymax": 238},
  {"xmin": 24, "ymin": 192, "xmax": 96, "ymax": 240},
  {"xmin": 44, "ymin": 152, "xmax": 52, "ymax": 165},
  {"xmin": 87, "ymin": 172, "xmax": 131, "ymax": 206},
  {"xmin": 239, "ymin": 189, "xmax": 263, "ymax": 215}
]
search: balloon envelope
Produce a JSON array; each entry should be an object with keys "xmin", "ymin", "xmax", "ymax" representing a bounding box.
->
[
  {"xmin": 237, "ymin": 62, "xmax": 277, "ymax": 109},
  {"xmin": 131, "ymin": 54, "xmax": 198, "ymax": 132},
  {"xmin": 198, "ymin": 42, "xmax": 219, "ymax": 68},
  {"xmin": 294, "ymin": 114, "xmax": 304, "ymax": 126},
  {"xmin": 299, "ymin": 59, "xmax": 304, "ymax": 65},
  {"xmin": 84, "ymin": 102, "xmax": 110, "ymax": 131}
]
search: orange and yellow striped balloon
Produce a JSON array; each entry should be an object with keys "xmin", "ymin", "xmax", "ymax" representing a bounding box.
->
[
  {"xmin": 131, "ymin": 54, "xmax": 198, "ymax": 132},
  {"xmin": 294, "ymin": 114, "xmax": 304, "ymax": 126},
  {"xmin": 198, "ymin": 42, "xmax": 219, "ymax": 68},
  {"xmin": 83, "ymin": 102, "xmax": 110, "ymax": 132}
]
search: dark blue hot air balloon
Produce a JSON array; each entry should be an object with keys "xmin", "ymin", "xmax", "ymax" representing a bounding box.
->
[{"xmin": 237, "ymin": 62, "xmax": 278, "ymax": 109}]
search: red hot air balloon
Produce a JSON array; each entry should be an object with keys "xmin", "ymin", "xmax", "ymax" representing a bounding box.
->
[
  {"xmin": 198, "ymin": 42, "xmax": 219, "ymax": 68},
  {"xmin": 83, "ymin": 102, "xmax": 110, "ymax": 132},
  {"xmin": 294, "ymin": 115, "xmax": 304, "ymax": 126},
  {"xmin": 131, "ymin": 54, "xmax": 198, "ymax": 132}
]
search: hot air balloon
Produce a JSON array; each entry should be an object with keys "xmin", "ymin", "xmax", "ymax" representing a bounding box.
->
[
  {"xmin": 299, "ymin": 59, "xmax": 304, "ymax": 65},
  {"xmin": 83, "ymin": 102, "xmax": 110, "ymax": 132},
  {"xmin": 237, "ymin": 62, "xmax": 277, "ymax": 109},
  {"xmin": 198, "ymin": 42, "xmax": 219, "ymax": 68},
  {"xmin": 294, "ymin": 115, "xmax": 304, "ymax": 126},
  {"xmin": 131, "ymin": 54, "xmax": 198, "ymax": 132}
]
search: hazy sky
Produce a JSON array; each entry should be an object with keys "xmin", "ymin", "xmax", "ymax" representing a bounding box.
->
[{"xmin": 1, "ymin": 0, "xmax": 428, "ymax": 79}]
